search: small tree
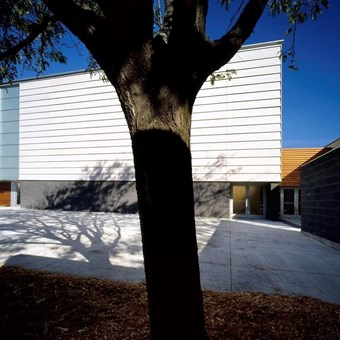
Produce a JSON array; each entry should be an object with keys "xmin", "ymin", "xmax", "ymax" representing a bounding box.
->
[{"xmin": 0, "ymin": 1, "xmax": 329, "ymax": 338}]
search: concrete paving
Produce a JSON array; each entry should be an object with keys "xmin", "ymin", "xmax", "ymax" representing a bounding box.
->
[{"xmin": 1, "ymin": 207, "xmax": 340, "ymax": 305}]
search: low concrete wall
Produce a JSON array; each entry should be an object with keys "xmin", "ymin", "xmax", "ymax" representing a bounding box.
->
[
  {"xmin": 193, "ymin": 182, "xmax": 230, "ymax": 218},
  {"xmin": 20, "ymin": 180, "xmax": 138, "ymax": 213},
  {"xmin": 301, "ymin": 147, "xmax": 340, "ymax": 244},
  {"xmin": 21, "ymin": 180, "xmax": 230, "ymax": 217}
]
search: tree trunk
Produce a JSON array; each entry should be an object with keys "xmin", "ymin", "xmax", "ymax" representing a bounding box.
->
[
  {"xmin": 132, "ymin": 125, "xmax": 208, "ymax": 339},
  {"xmin": 104, "ymin": 42, "xmax": 209, "ymax": 337}
]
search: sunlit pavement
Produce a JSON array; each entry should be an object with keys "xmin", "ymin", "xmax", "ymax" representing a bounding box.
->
[{"xmin": 1, "ymin": 207, "xmax": 340, "ymax": 305}]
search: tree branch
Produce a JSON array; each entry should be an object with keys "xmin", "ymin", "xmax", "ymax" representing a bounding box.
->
[
  {"xmin": 42, "ymin": 0, "xmax": 105, "ymax": 45},
  {"xmin": 42, "ymin": 0, "xmax": 153, "ymax": 64},
  {"xmin": 101, "ymin": 0, "xmax": 154, "ymax": 43},
  {"xmin": 170, "ymin": 0, "xmax": 208, "ymax": 39},
  {"xmin": 0, "ymin": 16, "xmax": 54, "ymax": 62},
  {"xmin": 195, "ymin": 0, "xmax": 209, "ymax": 34},
  {"xmin": 162, "ymin": 0, "xmax": 174, "ymax": 35},
  {"xmin": 209, "ymin": 0, "xmax": 269, "ymax": 70}
]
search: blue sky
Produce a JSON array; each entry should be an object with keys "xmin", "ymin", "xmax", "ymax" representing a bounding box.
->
[
  {"xmin": 20, "ymin": 1, "xmax": 340, "ymax": 148},
  {"xmin": 206, "ymin": 0, "xmax": 340, "ymax": 148}
]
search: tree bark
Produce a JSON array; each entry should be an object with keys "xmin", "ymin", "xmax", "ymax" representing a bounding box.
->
[
  {"xmin": 131, "ymin": 119, "xmax": 208, "ymax": 339},
  {"xmin": 103, "ymin": 38, "xmax": 210, "ymax": 338}
]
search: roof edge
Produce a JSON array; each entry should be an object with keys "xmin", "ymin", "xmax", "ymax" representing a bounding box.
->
[
  {"xmin": 240, "ymin": 39, "xmax": 284, "ymax": 51},
  {"xmin": 1, "ymin": 40, "xmax": 284, "ymax": 85},
  {"xmin": 301, "ymin": 144, "xmax": 340, "ymax": 167}
]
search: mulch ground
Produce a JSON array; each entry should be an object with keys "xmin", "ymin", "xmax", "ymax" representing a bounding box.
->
[{"xmin": 0, "ymin": 266, "xmax": 339, "ymax": 339}]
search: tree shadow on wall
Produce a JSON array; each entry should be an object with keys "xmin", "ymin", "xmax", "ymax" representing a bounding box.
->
[
  {"xmin": 193, "ymin": 154, "xmax": 241, "ymax": 218},
  {"xmin": 45, "ymin": 161, "xmax": 138, "ymax": 213},
  {"xmin": 43, "ymin": 154, "xmax": 240, "ymax": 217}
]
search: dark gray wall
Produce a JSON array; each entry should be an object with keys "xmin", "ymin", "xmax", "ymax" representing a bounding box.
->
[
  {"xmin": 21, "ymin": 180, "xmax": 139, "ymax": 213},
  {"xmin": 301, "ymin": 147, "xmax": 340, "ymax": 244},
  {"xmin": 193, "ymin": 182, "xmax": 230, "ymax": 218},
  {"xmin": 21, "ymin": 180, "xmax": 230, "ymax": 217}
]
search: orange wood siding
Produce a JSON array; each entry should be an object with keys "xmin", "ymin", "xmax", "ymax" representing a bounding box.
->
[
  {"xmin": 280, "ymin": 148, "xmax": 328, "ymax": 187},
  {"xmin": 0, "ymin": 182, "xmax": 11, "ymax": 206}
]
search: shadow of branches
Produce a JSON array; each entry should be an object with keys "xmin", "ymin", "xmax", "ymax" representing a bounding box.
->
[
  {"xmin": 193, "ymin": 154, "xmax": 241, "ymax": 218},
  {"xmin": 0, "ymin": 208, "xmax": 144, "ymax": 281},
  {"xmin": 44, "ymin": 161, "xmax": 138, "ymax": 213}
]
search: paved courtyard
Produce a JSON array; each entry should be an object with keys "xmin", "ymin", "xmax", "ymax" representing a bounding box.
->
[{"xmin": 1, "ymin": 207, "xmax": 340, "ymax": 305}]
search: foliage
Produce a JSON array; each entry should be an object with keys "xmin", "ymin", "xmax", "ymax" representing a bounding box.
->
[
  {"xmin": 0, "ymin": 0, "xmax": 330, "ymax": 84},
  {"xmin": 0, "ymin": 0, "xmax": 68, "ymax": 83},
  {"xmin": 210, "ymin": 69, "xmax": 237, "ymax": 85},
  {"xmin": 219, "ymin": 0, "xmax": 329, "ymax": 69},
  {"xmin": 269, "ymin": 0, "xmax": 329, "ymax": 69}
]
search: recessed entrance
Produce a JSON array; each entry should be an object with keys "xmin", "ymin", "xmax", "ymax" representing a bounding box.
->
[
  {"xmin": 232, "ymin": 185, "xmax": 264, "ymax": 218},
  {"xmin": 280, "ymin": 188, "xmax": 301, "ymax": 219},
  {"xmin": 0, "ymin": 182, "xmax": 11, "ymax": 206}
]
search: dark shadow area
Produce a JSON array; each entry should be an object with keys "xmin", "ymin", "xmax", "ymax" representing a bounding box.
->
[
  {"xmin": 301, "ymin": 146, "xmax": 340, "ymax": 245},
  {"xmin": 266, "ymin": 184, "xmax": 281, "ymax": 221},
  {"xmin": 21, "ymin": 161, "xmax": 138, "ymax": 213},
  {"xmin": 132, "ymin": 128, "xmax": 209, "ymax": 337},
  {"xmin": 194, "ymin": 182, "xmax": 230, "ymax": 218}
]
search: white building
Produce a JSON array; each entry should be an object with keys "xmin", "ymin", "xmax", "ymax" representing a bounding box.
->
[{"xmin": 0, "ymin": 40, "xmax": 283, "ymax": 218}]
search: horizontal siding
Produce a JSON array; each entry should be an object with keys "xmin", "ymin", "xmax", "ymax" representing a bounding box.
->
[
  {"xmin": 20, "ymin": 125, "xmax": 127, "ymax": 138},
  {"xmin": 0, "ymin": 86, "xmax": 19, "ymax": 180},
  {"xmin": 191, "ymin": 148, "xmax": 281, "ymax": 159},
  {"xmin": 20, "ymin": 98, "xmax": 122, "ymax": 114},
  {"xmin": 192, "ymin": 41, "xmax": 282, "ymax": 182},
  {"xmin": 20, "ymin": 132, "xmax": 130, "ymax": 145},
  {"xmin": 20, "ymin": 153, "xmax": 133, "ymax": 163},
  {"xmin": 20, "ymin": 106, "xmax": 124, "ymax": 120},
  {"xmin": 20, "ymin": 112, "xmax": 125, "ymax": 126},
  {"xmin": 20, "ymin": 92, "xmax": 120, "ymax": 109},
  {"xmin": 192, "ymin": 157, "xmax": 281, "ymax": 167},
  {"xmin": 19, "ymin": 172, "xmax": 134, "ymax": 181},
  {"xmin": 192, "ymin": 172, "xmax": 281, "ymax": 183},
  {"xmin": 21, "ymin": 139, "xmax": 131, "ymax": 151},
  {"xmin": 19, "ymin": 72, "xmax": 133, "ymax": 181},
  {"xmin": 19, "ymin": 166, "xmax": 135, "ymax": 176},
  {"xmin": 20, "ymin": 145, "xmax": 133, "ymax": 156},
  {"xmin": 19, "ymin": 41, "xmax": 282, "ymax": 182}
]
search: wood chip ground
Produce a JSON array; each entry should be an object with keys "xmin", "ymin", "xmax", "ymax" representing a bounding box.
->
[{"xmin": 1, "ymin": 266, "xmax": 339, "ymax": 339}]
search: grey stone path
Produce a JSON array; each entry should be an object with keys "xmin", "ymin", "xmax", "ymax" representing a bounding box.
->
[{"xmin": 1, "ymin": 207, "xmax": 339, "ymax": 305}]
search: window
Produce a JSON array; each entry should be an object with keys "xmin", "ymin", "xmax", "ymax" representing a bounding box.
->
[
  {"xmin": 232, "ymin": 185, "xmax": 264, "ymax": 218},
  {"xmin": 250, "ymin": 186, "xmax": 263, "ymax": 215},
  {"xmin": 233, "ymin": 185, "xmax": 246, "ymax": 215},
  {"xmin": 283, "ymin": 189, "xmax": 295, "ymax": 215},
  {"xmin": 281, "ymin": 188, "xmax": 301, "ymax": 218}
]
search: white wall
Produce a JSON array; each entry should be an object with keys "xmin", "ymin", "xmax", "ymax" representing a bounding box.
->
[
  {"xmin": 19, "ymin": 72, "xmax": 134, "ymax": 181},
  {"xmin": 191, "ymin": 41, "xmax": 282, "ymax": 182},
  {"xmin": 19, "ymin": 40, "xmax": 282, "ymax": 183},
  {"xmin": 0, "ymin": 86, "xmax": 20, "ymax": 181}
]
